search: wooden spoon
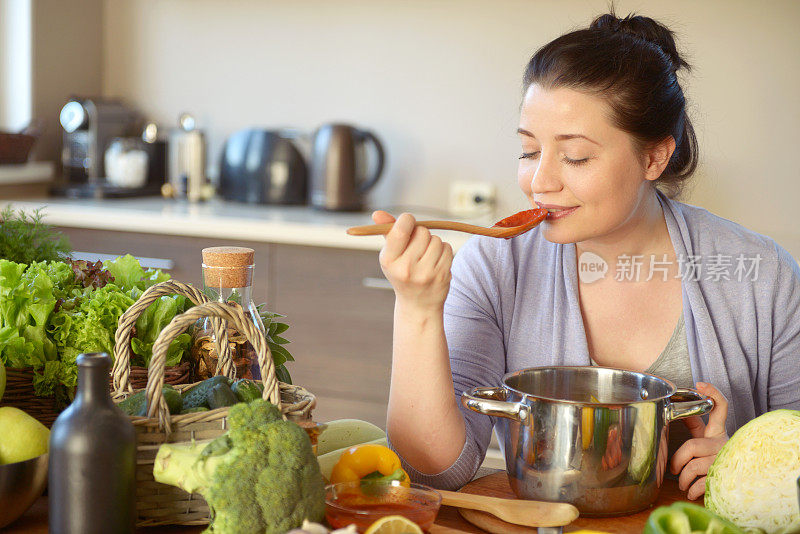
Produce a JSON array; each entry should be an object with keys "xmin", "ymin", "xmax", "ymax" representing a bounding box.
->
[
  {"xmin": 346, "ymin": 209, "xmax": 548, "ymax": 239},
  {"xmin": 437, "ymin": 489, "xmax": 579, "ymax": 528}
]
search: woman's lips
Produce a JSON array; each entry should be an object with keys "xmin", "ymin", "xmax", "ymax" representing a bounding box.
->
[{"xmin": 544, "ymin": 206, "xmax": 578, "ymax": 220}]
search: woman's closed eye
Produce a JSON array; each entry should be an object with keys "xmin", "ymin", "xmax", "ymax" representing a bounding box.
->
[
  {"xmin": 518, "ymin": 151, "xmax": 591, "ymax": 166},
  {"xmin": 563, "ymin": 155, "xmax": 590, "ymax": 166}
]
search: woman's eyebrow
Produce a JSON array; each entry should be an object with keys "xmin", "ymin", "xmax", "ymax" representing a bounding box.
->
[
  {"xmin": 516, "ymin": 128, "xmax": 599, "ymax": 146},
  {"xmin": 556, "ymin": 133, "xmax": 600, "ymax": 145}
]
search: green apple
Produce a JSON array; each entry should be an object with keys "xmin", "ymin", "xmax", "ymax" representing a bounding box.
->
[{"xmin": 0, "ymin": 406, "xmax": 49, "ymax": 465}]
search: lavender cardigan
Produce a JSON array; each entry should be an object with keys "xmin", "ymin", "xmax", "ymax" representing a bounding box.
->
[{"xmin": 394, "ymin": 193, "xmax": 800, "ymax": 490}]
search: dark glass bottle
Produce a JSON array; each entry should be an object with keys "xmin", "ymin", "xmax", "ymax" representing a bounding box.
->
[{"xmin": 49, "ymin": 352, "xmax": 136, "ymax": 534}]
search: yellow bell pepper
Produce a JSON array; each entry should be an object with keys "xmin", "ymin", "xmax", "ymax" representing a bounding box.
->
[
  {"xmin": 330, "ymin": 443, "xmax": 410, "ymax": 487},
  {"xmin": 581, "ymin": 407, "xmax": 594, "ymax": 450}
]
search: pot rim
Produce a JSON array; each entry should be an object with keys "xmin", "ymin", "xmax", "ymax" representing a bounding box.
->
[{"xmin": 500, "ymin": 365, "xmax": 679, "ymax": 406}]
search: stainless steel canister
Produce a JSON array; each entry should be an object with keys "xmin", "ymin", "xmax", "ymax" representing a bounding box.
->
[
  {"xmin": 168, "ymin": 113, "xmax": 206, "ymax": 202},
  {"xmin": 461, "ymin": 366, "xmax": 714, "ymax": 516}
]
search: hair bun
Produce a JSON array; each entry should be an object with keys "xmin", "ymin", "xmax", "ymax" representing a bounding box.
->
[{"xmin": 591, "ymin": 13, "xmax": 690, "ymax": 72}]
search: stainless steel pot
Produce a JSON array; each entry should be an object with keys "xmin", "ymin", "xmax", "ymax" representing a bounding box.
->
[{"xmin": 461, "ymin": 366, "xmax": 714, "ymax": 516}]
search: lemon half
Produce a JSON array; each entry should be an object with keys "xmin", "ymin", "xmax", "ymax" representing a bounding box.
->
[{"xmin": 364, "ymin": 515, "xmax": 423, "ymax": 534}]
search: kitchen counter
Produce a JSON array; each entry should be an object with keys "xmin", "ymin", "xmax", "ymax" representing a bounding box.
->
[
  {"xmin": 1, "ymin": 197, "xmax": 475, "ymax": 252},
  {"xmin": 0, "ymin": 163, "xmax": 54, "ymax": 185}
]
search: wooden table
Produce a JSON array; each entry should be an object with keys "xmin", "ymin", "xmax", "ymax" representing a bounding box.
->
[
  {"xmin": 7, "ymin": 474, "xmax": 692, "ymax": 534},
  {"xmin": 442, "ymin": 471, "xmax": 691, "ymax": 533}
]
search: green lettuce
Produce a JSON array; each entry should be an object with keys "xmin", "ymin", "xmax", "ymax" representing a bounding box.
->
[
  {"xmin": 0, "ymin": 254, "xmax": 196, "ymax": 398},
  {"xmin": 104, "ymin": 254, "xmax": 144, "ymax": 291},
  {"xmin": 104, "ymin": 254, "xmax": 171, "ymax": 292},
  {"xmin": 103, "ymin": 254, "xmax": 188, "ymax": 367},
  {"xmin": 48, "ymin": 283, "xmax": 136, "ymax": 378},
  {"xmin": 32, "ymin": 360, "xmax": 77, "ymax": 398},
  {"xmin": 0, "ymin": 259, "xmax": 79, "ymax": 395},
  {"xmin": 0, "ymin": 260, "xmax": 69, "ymax": 364},
  {"xmin": 0, "ymin": 324, "xmax": 41, "ymax": 368},
  {"xmin": 129, "ymin": 293, "xmax": 190, "ymax": 368},
  {"xmin": 35, "ymin": 260, "xmax": 75, "ymax": 291}
]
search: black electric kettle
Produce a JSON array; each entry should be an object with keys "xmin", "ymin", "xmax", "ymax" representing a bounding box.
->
[
  {"xmin": 219, "ymin": 128, "xmax": 307, "ymax": 205},
  {"xmin": 309, "ymin": 123, "xmax": 385, "ymax": 211}
]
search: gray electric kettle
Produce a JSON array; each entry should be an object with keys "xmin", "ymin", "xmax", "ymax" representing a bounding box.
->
[{"xmin": 309, "ymin": 123, "xmax": 385, "ymax": 211}]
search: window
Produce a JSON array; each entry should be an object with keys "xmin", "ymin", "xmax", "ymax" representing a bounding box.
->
[{"xmin": 0, "ymin": 0, "xmax": 31, "ymax": 132}]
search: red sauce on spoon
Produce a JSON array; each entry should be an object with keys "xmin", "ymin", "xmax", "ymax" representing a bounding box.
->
[{"xmin": 492, "ymin": 208, "xmax": 548, "ymax": 228}]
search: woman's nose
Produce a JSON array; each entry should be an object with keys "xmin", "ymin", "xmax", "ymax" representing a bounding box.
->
[{"xmin": 531, "ymin": 155, "xmax": 562, "ymax": 194}]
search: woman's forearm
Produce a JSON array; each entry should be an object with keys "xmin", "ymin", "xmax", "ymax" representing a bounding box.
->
[{"xmin": 386, "ymin": 299, "xmax": 466, "ymax": 474}]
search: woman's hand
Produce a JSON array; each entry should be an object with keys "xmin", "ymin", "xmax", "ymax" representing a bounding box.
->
[
  {"xmin": 670, "ymin": 382, "xmax": 730, "ymax": 500},
  {"xmin": 373, "ymin": 211, "xmax": 454, "ymax": 311}
]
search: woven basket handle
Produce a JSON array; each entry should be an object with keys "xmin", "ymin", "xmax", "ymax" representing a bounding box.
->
[
  {"xmin": 145, "ymin": 300, "xmax": 280, "ymax": 433},
  {"xmin": 112, "ymin": 280, "xmax": 230, "ymax": 395}
]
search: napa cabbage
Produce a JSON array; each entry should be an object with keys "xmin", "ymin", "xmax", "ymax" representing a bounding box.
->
[
  {"xmin": 629, "ymin": 402, "xmax": 657, "ymax": 483},
  {"xmin": 705, "ymin": 409, "xmax": 800, "ymax": 534}
]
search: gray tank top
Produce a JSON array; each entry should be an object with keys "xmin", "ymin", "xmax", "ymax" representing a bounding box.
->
[
  {"xmin": 590, "ymin": 314, "xmax": 692, "ymax": 386},
  {"xmin": 591, "ymin": 315, "xmax": 693, "ymax": 456},
  {"xmin": 644, "ymin": 314, "xmax": 693, "ymax": 387}
]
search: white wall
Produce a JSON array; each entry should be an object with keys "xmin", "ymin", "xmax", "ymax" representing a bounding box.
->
[
  {"xmin": 101, "ymin": 0, "xmax": 800, "ymax": 254},
  {"xmin": 31, "ymin": 0, "xmax": 103, "ymax": 161}
]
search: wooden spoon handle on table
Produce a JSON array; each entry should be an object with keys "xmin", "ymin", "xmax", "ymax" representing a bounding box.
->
[{"xmin": 437, "ymin": 489, "xmax": 579, "ymax": 528}]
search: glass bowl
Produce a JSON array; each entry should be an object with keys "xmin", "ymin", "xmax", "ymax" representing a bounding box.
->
[{"xmin": 325, "ymin": 480, "xmax": 442, "ymax": 533}]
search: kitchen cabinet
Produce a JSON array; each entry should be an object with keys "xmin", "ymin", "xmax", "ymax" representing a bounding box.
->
[
  {"xmin": 56, "ymin": 227, "xmax": 393, "ymax": 429},
  {"xmin": 271, "ymin": 244, "xmax": 394, "ymax": 427}
]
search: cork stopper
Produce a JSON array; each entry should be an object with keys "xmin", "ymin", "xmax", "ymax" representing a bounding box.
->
[{"xmin": 202, "ymin": 246, "xmax": 255, "ymax": 288}]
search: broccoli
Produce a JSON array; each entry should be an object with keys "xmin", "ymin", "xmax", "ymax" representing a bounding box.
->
[{"xmin": 153, "ymin": 399, "xmax": 325, "ymax": 534}]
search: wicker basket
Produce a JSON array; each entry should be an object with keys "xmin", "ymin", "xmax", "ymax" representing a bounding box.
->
[
  {"xmin": 123, "ymin": 360, "xmax": 191, "ymax": 390},
  {"xmin": 112, "ymin": 299, "xmax": 316, "ymax": 527},
  {"xmin": 0, "ymin": 281, "xmax": 207, "ymax": 428},
  {"xmin": 0, "ymin": 368, "xmax": 65, "ymax": 427},
  {"xmin": 111, "ymin": 279, "xmax": 230, "ymax": 394}
]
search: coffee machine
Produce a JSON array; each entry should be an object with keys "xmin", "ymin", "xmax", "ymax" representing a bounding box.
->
[{"xmin": 51, "ymin": 97, "xmax": 164, "ymax": 198}]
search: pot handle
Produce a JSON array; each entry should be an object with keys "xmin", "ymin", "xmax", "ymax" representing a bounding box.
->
[
  {"xmin": 461, "ymin": 386, "xmax": 530, "ymax": 423},
  {"xmin": 667, "ymin": 388, "xmax": 715, "ymax": 422}
]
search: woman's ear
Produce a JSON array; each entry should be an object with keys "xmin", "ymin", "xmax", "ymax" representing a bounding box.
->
[{"xmin": 644, "ymin": 136, "xmax": 677, "ymax": 182}]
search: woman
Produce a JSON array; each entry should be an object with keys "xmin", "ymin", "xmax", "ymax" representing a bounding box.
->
[{"xmin": 373, "ymin": 13, "xmax": 800, "ymax": 500}]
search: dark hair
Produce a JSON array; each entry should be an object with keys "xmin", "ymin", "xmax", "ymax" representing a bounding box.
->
[{"xmin": 523, "ymin": 12, "xmax": 698, "ymax": 198}]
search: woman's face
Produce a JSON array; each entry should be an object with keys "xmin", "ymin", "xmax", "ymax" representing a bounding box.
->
[{"xmin": 518, "ymin": 84, "xmax": 655, "ymax": 245}]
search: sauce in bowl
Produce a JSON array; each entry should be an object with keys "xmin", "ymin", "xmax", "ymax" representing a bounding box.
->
[{"xmin": 325, "ymin": 481, "xmax": 441, "ymax": 532}]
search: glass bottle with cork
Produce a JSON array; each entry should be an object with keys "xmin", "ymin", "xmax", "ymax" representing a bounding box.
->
[{"xmin": 191, "ymin": 246, "xmax": 265, "ymax": 380}]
